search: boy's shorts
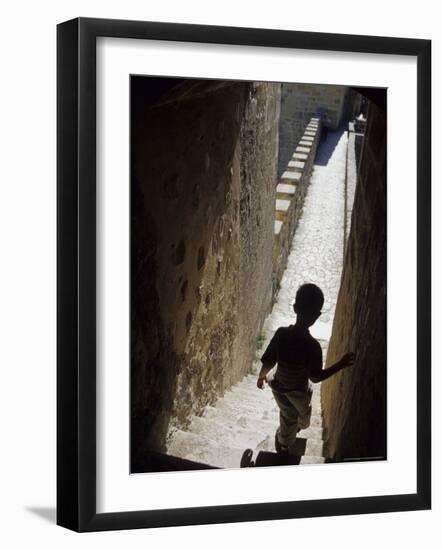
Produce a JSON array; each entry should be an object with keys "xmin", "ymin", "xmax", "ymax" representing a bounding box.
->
[{"xmin": 271, "ymin": 385, "xmax": 312, "ymax": 448}]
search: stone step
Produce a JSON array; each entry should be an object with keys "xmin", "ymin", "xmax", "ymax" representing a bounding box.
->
[
  {"xmin": 227, "ymin": 384, "xmax": 277, "ymax": 401},
  {"xmin": 311, "ymin": 401, "xmax": 322, "ymax": 413},
  {"xmin": 296, "ymin": 146, "xmax": 311, "ymax": 154},
  {"xmin": 220, "ymin": 390, "xmax": 322, "ymax": 425},
  {"xmin": 300, "ymin": 455, "xmax": 325, "ymax": 465},
  {"xmin": 301, "ymin": 135, "xmax": 314, "ymax": 142},
  {"xmin": 203, "ymin": 402, "xmax": 278, "ymax": 423},
  {"xmin": 288, "ymin": 160, "xmax": 305, "ymax": 171},
  {"xmin": 281, "ymin": 171, "xmax": 302, "ymax": 183},
  {"xmin": 225, "ymin": 383, "xmax": 277, "ymax": 400},
  {"xmin": 189, "ymin": 416, "xmax": 275, "ymax": 449},
  {"xmin": 232, "ymin": 377, "xmax": 322, "ymax": 405},
  {"xmin": 275, "ymin": 198, "xmax": 290, "ymax": 212},
  {"xmin": 201, "ymin": 410, "xmax": 277, "ymax": 432},
  {"xmin": 168, "ymin": 427, "xmax": 325, "ymax": 470},
  {"xmin": 292, "ymin": 152, "xmax": 308, "ymax": 161},
  {"xmin": 222, "ymin": 391, "xmax": 277, "ymax": 412},
  {"xmin": 195, "ymin": 408, "xmax": 323, "ymax": 443},
  {"xmin": 204, "ymin": 397, "xmax": 323, "ymax": 429},
  {"xmin": 276, "ymin": 183, "xmax": 296, "ymax": 195},
  {"xmin": 304, "ymin": 439, "xmax": 324, "ymax": 456},
  {"xmin": 167, "ymin": 430, "xmax": 247, "ymax": 469},
  {"xmin": 274, "ymin": 220, "xmax": 283, "ymax": 235}
]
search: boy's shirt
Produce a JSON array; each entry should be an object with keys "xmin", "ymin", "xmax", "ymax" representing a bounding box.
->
[{"xmin": 260, "ymin": 325, "xmax": 322, "ymax": 393}]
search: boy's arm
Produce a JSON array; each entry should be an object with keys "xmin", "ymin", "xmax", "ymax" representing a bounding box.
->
[
  {"xmin": 257, "ymin": 363, "xmax": 273, "ymax": 389},
  {"xmin": 310, "ymin": 352, "xmax": 355, "ymax": 383},
  {"xmin": 257, "ymin": 329, "xmax": 280, "ymax": 389}
]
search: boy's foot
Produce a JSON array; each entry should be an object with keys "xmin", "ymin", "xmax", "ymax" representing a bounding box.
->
[{"xmin": 274, "ymin": 433, "xmax": 289, "ymax": 454}]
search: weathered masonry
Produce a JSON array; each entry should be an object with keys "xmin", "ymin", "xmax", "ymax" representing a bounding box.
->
[
  {"xmin": 272, "ymin": 117, "xmax": 322, "ymax": 298},
  {"xmin": 321, "ymin": 98, "xmax": 386, "ymax": 460},
  {"xmin": 130, "ymin": 78, "xmax": 280, "ymax": 465},
  {"xmin": 278, "ymin": 83, "xmax": 361, "ymax": 177},
  {"xmin": 131, "ymin": 77, "xmax": 383, "ymax": 470}
]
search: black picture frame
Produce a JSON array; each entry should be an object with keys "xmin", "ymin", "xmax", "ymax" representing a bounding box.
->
[{"xmin": 57, "ymin": 17, "xmax": 431, "ymax": 532}]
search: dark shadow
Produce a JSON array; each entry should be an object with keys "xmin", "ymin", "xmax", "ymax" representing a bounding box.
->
[
  {"xmin": 314, "ymin": 125, "xmax": 347, "ymax": 167},
  {"xmin": 25, "ymin": 506, "xmax": 56, "ymax": 524},
  {"xmin": 351, "ymin": 87, "xmax": 387, "ymax": 112},
  {"xmin": 131, "ymin": 450, "xmax": 218, "ymax": 473},
  {"xmin": 290, "ymin": 437, "xmax": 308, "ymax": 456},
  {"xmin": 130, "ymin": 76, "xmax": 248, "ymax": 469},
  {"xmin": 241, "ymin": 438, "xmax": 308, "ymax": 468},
  {"xmin": 254, "ymin": 451, "xmax": 302, "ymax": 467}
]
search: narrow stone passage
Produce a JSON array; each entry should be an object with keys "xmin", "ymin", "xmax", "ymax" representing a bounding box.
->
[{"xmin": 167, "ymin": 128, "xmax": 348, "ymax": 467}]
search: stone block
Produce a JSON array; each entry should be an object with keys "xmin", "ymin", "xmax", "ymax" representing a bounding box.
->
[
  {"xmin": 288, "ymin": 160, "xmax": 305, "ymax": 170},
  {"xmin": 276, "ymin": 183, "xmax": 296, "ymax": 195},
  {"xmin": 274, "ymin": 220, "xmax": 283, "ymax": 235},
  {"xmin": 281, "ymin": 171, "xmax": 301, "ymax": 183},
  {"xmin": 306, "ymin": 439, "xmax": 324, "ymax": 456},
  {"xmin": 292, "ymin": 152, "xmax": 308, "ymax": 161},
  {"xmin": 275, "ymin": 199, "xmax": 291, "ymax": 212},
  {"xmin": 296, "ymin": 146, "xmax": 311, "ymax": 154},
  {"xmin": 300, "ymin": 455, "xmax": 325, "ymax": 465}
]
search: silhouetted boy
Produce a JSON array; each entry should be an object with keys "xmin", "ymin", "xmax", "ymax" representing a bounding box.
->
[{"xmin": 257, "ymin": 283, "xmax": 355, "ymax": 454}]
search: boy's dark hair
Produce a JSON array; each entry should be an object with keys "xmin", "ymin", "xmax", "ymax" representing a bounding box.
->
[{"xmin": 295, "ymin": 283, "xmax": 324, "ymax": 314}]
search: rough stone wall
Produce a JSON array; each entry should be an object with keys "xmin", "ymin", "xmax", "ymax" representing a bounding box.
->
[
  {"xmin": 344, "ymin": 124, "xmax": 358, "ymax": 253},
  {"xmin": 345, "ymin": 118, "xmax": 367, "ymax": 254},
  {"xmin": 272, "ymin": 118, "xmax": 322, "ymax": 298},
  {"xmin": 235, "ymin": 82, "xmax": 281, "ymax": 387},
  {"xmin": 131, "ymin": 79, "xmax": 279, "ymax": 464},
  {"xmin": 278, "ymin": 84, "xmax": 354, "ymax": 177},
  {"xmin": 320, "ymin": 101, "xmax": 387, "ymax": 460}
]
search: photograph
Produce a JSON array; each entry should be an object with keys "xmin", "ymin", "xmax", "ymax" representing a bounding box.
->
[
  {"xmin": 129, "ymin": 76, "xmax": 387, "ymax": 474},
  {"xmin": 54, "ymin": 11, "xmax": 430, "ymax": 534},
  {"xmin": 0, "ymin": 0, "xmax": 435, "ymax": 542}
]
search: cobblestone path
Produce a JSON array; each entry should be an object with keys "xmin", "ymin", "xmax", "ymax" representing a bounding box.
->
[{"xmin": 167, "ymin": 128, "xmax": 348, "ymax": 468}]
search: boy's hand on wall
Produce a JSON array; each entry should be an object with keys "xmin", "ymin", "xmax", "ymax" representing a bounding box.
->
[
  {"xmin": 257, "ymin": 376, "xmax": 267, "ymax": 389},
  {"xmin": 339, "ymin": 352, "xmax": 355, "ymax": 368}
]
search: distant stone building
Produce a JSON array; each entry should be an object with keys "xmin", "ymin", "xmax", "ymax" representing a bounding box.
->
[{"xmin": 278, "ymin": 83, "xmax": 360, "ymax": 177}]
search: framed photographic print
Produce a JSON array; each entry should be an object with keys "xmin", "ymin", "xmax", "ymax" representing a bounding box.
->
[{"xmin": 57, "ymin": 17, "xmax": 431, "ymax": 532}]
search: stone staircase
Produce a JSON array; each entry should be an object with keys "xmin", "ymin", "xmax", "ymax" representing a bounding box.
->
[
  {"xmin": 167, "ymin": 126, "xmax": 348, "ymax": 469},
  {"xmin": 166, "ymin": 366, "xmax": 326, "ymax": 468}
]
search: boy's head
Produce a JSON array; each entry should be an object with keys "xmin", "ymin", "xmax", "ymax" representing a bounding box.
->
[{"xmin": 293, "ymin": 283, "xmax": 324, "ymax": 326}]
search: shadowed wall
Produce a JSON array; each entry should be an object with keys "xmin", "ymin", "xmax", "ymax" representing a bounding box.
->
[
  {"xmin": 131, "ymin": 78, "xmax": 279, "ymax": 467},
  {"xmin": 321, "ymin": 99, "xmax": 387, "ymax": 460}
]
